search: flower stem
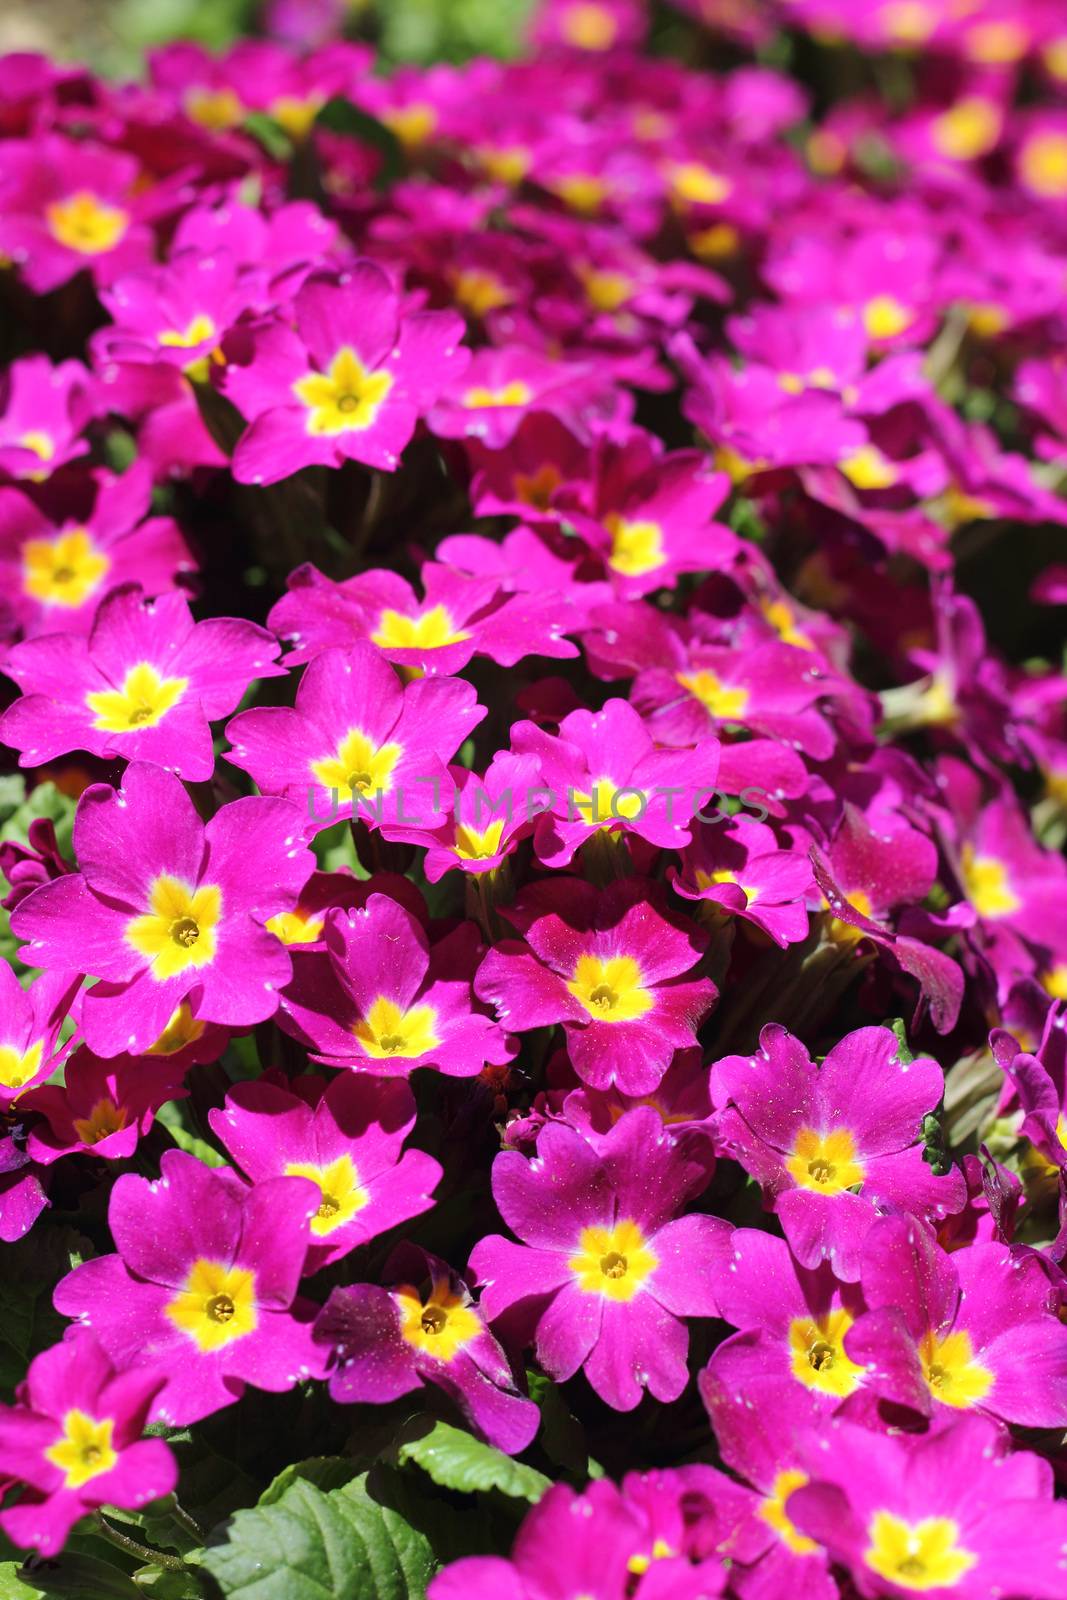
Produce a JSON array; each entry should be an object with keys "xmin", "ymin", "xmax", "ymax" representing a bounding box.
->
[{"xmin": 92, "ymin": 1512, "xmax": 186, "ymax": 1572}]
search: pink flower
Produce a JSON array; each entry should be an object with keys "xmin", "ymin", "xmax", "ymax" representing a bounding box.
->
[
  {"xmin": 711, "ymin": 1024, "xmax": 965, "ymax": 1280},
  {"xmin": 54, "ymin": 1149, "xmax": 326, "ymax": 1425},
  {"xmin": 475, "ymin": 878, "xmax": 716, "ymax": 1095},
  {"xmin": 0, "ymin": 136, "xmax": 160, "ymax": 293},
  {"xmin": 0, "ymin": 356, "xmax": 94, "ymax": 483},
  {"xmin": 225, "ymin": 641, "xmax": 485, "ymax": 832},
  {"xmin": 0, "ymin": 964, "xmax": 79, "ymax": 1110},
  {"xmin": 221, "ymin": 267, "xmax": 469, "ymax": 481},
  {"xmin": 670, "ymin": 816, "xmax": 813, "ymax": 948},
  {"xmin": 23, "ymin": 1046, "xmax": 186, "ymax": 1165},
  {"xmin": 0, "ymin": 461, "xmax": 194, "ymax": 638},
  {"xmin": 315, "ymin": 1245, "xmax": 539, "ymax": 1454},
  {"xmin": 279, "ymin": 892, "xmax": 511, "ymax": 1077},
  {"xmin": 268, "ymin": 560, "xmax": 580, "ymax": 675},
  {"xmin": 0, "ymin": 1331, "xmax": 177, "ymax": 1555},
  {"xmin": 209, "ymin": 1070, "xmax": 442, "ymax": 1270},
  {"xmin": 509, "ymin": 697, "xmax": 721, "ymax": 867},
  {"xmin": 11, "ymin": 761, "xmax": 314, "ymax": 1057},
  {"xmin": 471, "ymin": 1108, "xmax": 725, "ymax": 1412},
  {"xmin": 0, "ymin": 585, "xmax": 284, "ymax": 780},
  {"xmin": 427, "ymin": 346, "xmax": 621, "ymax": 448}
]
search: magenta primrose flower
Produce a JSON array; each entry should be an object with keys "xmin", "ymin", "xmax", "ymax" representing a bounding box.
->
[
  {"xmin": 0, "ymin": 585, "xmax": 283, "ymax": 780},
  {"xmin": 476, "ymin": 878, "xmax": 715, "ymax": 1095},
  {"xmin": 10, "ymin": 761, "xmax": 315, "ymax": 1057},
  {"xmin": 0, "ymin": 355, "xmax": 93, "ymax": 483},
  {"xmin": 208, "ymin": 1070, "xmax": 442, "ymax": 1270},
  {"xmin": 855, "ymin": 1215, "xmax": 1067, "ymax": 1429},
  {"xmin": 279, "ymin": 891, "xmax": 511, "ymax": 1077},
  {"xmin": 786, "ymin": 1413, "xmax": 1067, "ymax": 1600},
  {"xmin": 221, "ymin": 267, "xmax": 469, "ymax": 482},
  {"xmin": 23, "ymin": 1045, "xmax": 187, "ymax": 1166},
  {"xmin": 509, "ymin": 697, "xmax": 722, "ymax": 868},
  {"xmin": 0, "ymin": 460, "xmax": 194, "ymax": 639},
  {"xmin": 315, "ymin": 1244, "xmax": 539, "ymax": 1454},
  {"xmin": 0, "ymin": 963, "xmax": 79, "ymax": 1109},
  {"xmin": 54, "ymin": 1149, "xmax": 325, "ymax": 1425},
  {"xmin": 712, "ymin": 1025, "xmax": 966, "ymax": 1280},
  {"xmin": 429, "ymin": 1473, "xmax": 732, "ymax": 1600},
  {"xmin": 471, "ymin": 1107, "xmax": 726, "ymax": 1412},
  {"xmin": 384, "ymin": 754, "xmax": 542, "ymax": 881},
  {"xmin": 670, "ymin": 816, "xmax": 813, "ymax": 948},
  {"xmin": 0, "ymin": 1330, "xmax": 177, "ymax": 1555},
  {"xmin": 268, "ymin": 559, "xmax": 581, "ymax": 675},
  {"xmin": 225, "ymin": 640, "xmax": 485, "ymax": 832}
]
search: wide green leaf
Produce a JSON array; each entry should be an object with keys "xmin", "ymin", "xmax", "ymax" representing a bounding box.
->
[
  {"xmin": 197, "ymin": 1473, "xmax": 435, "ymax": 1599},
  {"xmin": 394, "ymin": 1419, "xmax": 551, "ymax": 1503}
]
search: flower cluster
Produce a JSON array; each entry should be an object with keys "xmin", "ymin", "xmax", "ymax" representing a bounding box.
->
[{"xmin": 1, "ymin": 0, "xmax": 1067, "ymax": 1594}]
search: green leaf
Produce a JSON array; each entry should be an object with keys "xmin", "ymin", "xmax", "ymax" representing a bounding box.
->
[
  {"xmin": 156, "ymin": 1102, "xmax": 228, "ymax": 1169},
  {"xmin": 243, "ymin": 113, "xmax": 292, "ymax": 161},
  {"xmin": 0, "ymin": 1562, "xmax": 45, "ymax": 1600},
  {"xmin": 197, "ymin": 1473, "xmax": 435, "ymax": 1599},
  {"xmin": 8, "ymin": 1553, "xmax": 142, "ymax": 1598},
  {"xmin": 315, "ymin": 99, "xmax": 404, "ymax": 190},
  {"xmin": 258, "ymin": 1459, "xmax": 360, "ymax": 1507},
  {"xmin": 887, "ymin": 1017, "xmax": 915, "ymax": 1065},
  {"xmin": 394, "ymin": 1418, "xmax": 550, "ymax": 1503}
]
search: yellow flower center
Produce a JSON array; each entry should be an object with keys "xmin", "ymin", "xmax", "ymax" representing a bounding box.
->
[
  {"xmin": 266, "ymin": 909, "xmax": 326, "ymax": 946},
  {"xmin": 23, "ymin": 529, "xmax": 111, "ymax": 608},
  {"xmin": 453, "ymin": 818, "xmax": 506, "ymax": 861},
  {"xmin": 184, "ymin": 86, "xmax": 244, "ymax": 130},
  {"xmin": 862, "ymin": 295, "xmax": 915, "ymax": 341},
  {"xmin": 550, "ymin": 174, "xmax": 608, "ymax": 214},
  {"xmin": 689, "ymin": 221, "xmax": 741, "ymax": 259},
  {"xmin": 293, "ymin": 348, "xmax": 394, "ymax": 437},
  {"xmin": 566, "ymin": 953, "xmax": 653, "ymax": 1022},
  {"xmin": 165, "ymin": 1259, "xmax": 257, "ymax": 1351},
  {"xmin": 959, "ymin": 846, "xmax": 1019, "ymax": 920},
  {"xmin": 311, "ymin": 727, "xmax": 403, "ymax": 798},
  {"xmin": 269, "ymin": 93, "xmax": 324, "ymax": 141},
  {"xmin": 695, "ymin": 869, "xmax": 760, "ymax": 903},
  {"xmin": 85, "ymin": 661, "xmax": 188, "ymax": 733},
  {"xmin": 514, "ymin": 462, "xmax": 562, "ymax": 509},
  {"xmin": 758, "ymin": 1469, "xmax": 819, "ymax": 1555},
  {"xmin": 1044, "ymin": 37, "xmax": 1067, "ymax": 81},
  {"xmin": 126, "ymin": 875, "xmax": 222, "ymax": 980},
  {"xmin": 667, "ymin": 162, "xmax": 733, "ymax": 207},
  {"xmin": 571, "ymin": 779, "xmax": 646, "ymax": 828},
  {"xmin": 1042, "ymin": 965, "xmax": 1067, "ymax": 1002},
  {"xmin": 918, "ymin": 1328, "xmax": 993, "ymax": 1409},
  {"xmin": 395, "ymin": 1281, "xmax": 481, "ymax": 1359},
  {"xmin": 931, "ymin": 99, "xmax": 1001, "ymax": 162},
  {"xmin": 1020, "ymin": 132, "xmax": 1067, "ymax": 199},
  {"xmin": 569, "ymin": 1219, "xmax": 658, "ymax": 1301},
  {"xmin": 461, "ymin": 380, "xmax": 533, "ymax": 410},
  {"xmin": 46, "ymin": 192, "xmax": 129, "ymax": 255},
  {"xmin": 45, "ymin": 1411, "xmax": 118, "ymax": 1489},
  {"xmin": 839, "ymin": 444, "xmax": 900, "ymax": 490},
  {"xmin": 604, "ymin": 513, "xmax": 665, "ymax": 577},
  {"xmin": 16, "ymin": 431, "xmax": 56, "ymax": 475},
  {"xmin": 381, "ymin": 103, "xmax": 437, "ymax": 150},
  {"xmin": 865, "ymin": 1512, "xmax": 977, "ymax": 1591},
  {"xmin": 627, "ymin": 1538, "xmax": 675, "ymax": 1576},
  {"xmin": 371, "ymin": 605, "xmax": 470, "ymax": 651},
  {"xmin": 159, "ymin": 312, "xmax": 217, "ymax": 350},
  {"xmin": 450, "ymin": 269, "xmax": 513, "ymax": 318},
  {"xmin": 579, "ymin": 267, "xmax": 633, "ymax": 312},
  {"xmin": 676, "ymin": 669, "xmax": 749, "ymax": 721},
  {"xmin": 761, "ymin": 597, "xmax": 813, "ymax": 650},
  {"xmin": 285, "ymin": 1154, "xmax": 368, "ymax": 1235},
  {"xmin": 789, "ymin": 1309, "xmax": 865, "ymax": 1398},
  {"xmin": 73, "ymin": 1097, "xmax": 128, "ymax": 1146},
  {"xmin": 786, "ymin": 1127, "xmax": 866, "ymax": 1194},
  {"xmin": 560, "ymin": 2, "xmax": 618, "ymax": 49},
  {"xmin": 353, "ymin": 995, "xmax": 440, "ymax": 1059},
  {"xmin": 0, "ymin": 1039, "xmax": 43, "ymax": 1092},
  {"xmin": 474, "ymin": 145, "xmax": 531, "ymax": 185},
  {"xmin": 146, "ymin": 1003, "xmax": 207, "ymax": 1055}
]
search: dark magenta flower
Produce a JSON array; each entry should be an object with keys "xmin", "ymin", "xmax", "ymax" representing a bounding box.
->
[
  {"xmin": 315, "ymin": 1245, "xmax": 539, "ymax": 1453},
  {"xmin": 23, "ymin": 1045, "xmax": 187, "ymax": 1165}
]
